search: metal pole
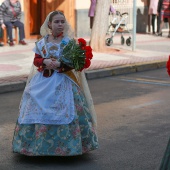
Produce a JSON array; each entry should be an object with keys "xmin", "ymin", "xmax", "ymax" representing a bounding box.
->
[{"xmin": 132, "ymin": 0, "xmax": 136, "ymax": 51}]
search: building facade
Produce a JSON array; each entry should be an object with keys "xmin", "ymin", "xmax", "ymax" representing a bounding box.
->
[{"xmin": 0, "ymin": 0, "xmax": 151, "ymax": 39}]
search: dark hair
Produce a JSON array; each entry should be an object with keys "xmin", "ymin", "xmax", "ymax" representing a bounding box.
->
[{"xmin": 49, "ymin": 11, "xmax": 65, "ymax": 22}]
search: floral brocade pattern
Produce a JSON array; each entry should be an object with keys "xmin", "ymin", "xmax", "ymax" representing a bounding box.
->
[
  {"xmin": 18, "ymin": 73, "xmax": 75, "ymax": 125},
  {"xmin": 12, "ymin": 83, "xmax": 98, "ymax": 156}
]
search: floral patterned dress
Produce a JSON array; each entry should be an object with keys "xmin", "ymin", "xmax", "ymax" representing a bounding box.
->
[{"xmin": 12, "ymin": 36, "xmax": 98, "ymax": 156}]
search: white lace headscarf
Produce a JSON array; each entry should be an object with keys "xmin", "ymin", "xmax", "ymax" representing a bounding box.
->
[
  {"xmin": 26, "ymin": 11, "xmax": 97, "ymax": 130},
  {"xmin": 40, "ymin": 11, "xmax": 74, "ymax": 38}
]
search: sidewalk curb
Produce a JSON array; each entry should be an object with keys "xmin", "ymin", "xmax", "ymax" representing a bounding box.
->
[
  {"xmin": 85, "ymin": 60, "xmax": 166, "ymax": 79},
  {"xmin": 0, "ymin": 60, "xmax": 166, "ymax": 94},
  {"xmin": 0, "ymin": 81, "xmax": 26, "ymax": 94}
]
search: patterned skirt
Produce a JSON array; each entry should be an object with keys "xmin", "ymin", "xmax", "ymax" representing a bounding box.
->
[
  {"xmin": 161, "ymin": 0, "xmax": 170, "ymax": 19},
  {"xmin": 12, "ymin": 82, "xmax": 98, "ymax": 156},
  {"xmin": 159, "ymin": 137, "xmax": 170, "ymax": 170}
]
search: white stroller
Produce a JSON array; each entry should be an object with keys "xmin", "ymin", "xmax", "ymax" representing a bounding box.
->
[{"xmin": 106, "ymin": 11, "xmax": 131, "ymax": 46}]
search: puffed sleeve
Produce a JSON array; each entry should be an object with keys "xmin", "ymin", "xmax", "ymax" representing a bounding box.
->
[{"xmin": 33, "ymin": 53, "xmax": 45, "ymax": 72}]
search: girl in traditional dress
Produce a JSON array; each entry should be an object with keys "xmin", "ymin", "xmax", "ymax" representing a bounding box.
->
[{"xmin": 12, "ymin": 11, "xmax": 98, "ymax": 156}]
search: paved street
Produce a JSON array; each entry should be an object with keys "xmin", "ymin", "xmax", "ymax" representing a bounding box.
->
[{"xmin": 0, "ymin": 68, "xmax": 170, "ymax": 170}]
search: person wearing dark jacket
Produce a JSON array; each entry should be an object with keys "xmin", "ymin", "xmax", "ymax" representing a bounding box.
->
[
  {"xmin": 157, "ymin": 0, "xmax": 170, "ymax": 37},
  {"xmin": 0, "ymin": 26, "xmax": 3, "ymax": 46},
  {"xmin": 0, "ymin": 0, "xmax": 27, "ymax": 46}
]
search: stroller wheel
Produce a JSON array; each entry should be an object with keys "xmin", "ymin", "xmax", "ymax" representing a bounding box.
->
[
  {"xmin": 121, "ymin": 36, "xmax": 125, "ymax": 45},
  {"xmin": 126, "ymin": 37, "xmax": 131, "ymax": 46},
  {"xmin": 106, "ymin": 38, "xmax": 113, "ymax": 46}
]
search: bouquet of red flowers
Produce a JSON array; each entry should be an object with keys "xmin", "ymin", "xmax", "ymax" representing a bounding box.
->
[
  {"xmin": 166, "ymin": 55, "xmax": 170, "ymax": 76},
  {"xmin": 59, "ymin": 38, "xmax": 93, "ymax": 71}
]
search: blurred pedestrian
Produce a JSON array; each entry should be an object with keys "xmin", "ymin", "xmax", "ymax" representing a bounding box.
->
[
  {"xmin": 148, "ymin": 0, "xmax": 160, "ymax": 34},
  {"xmin": 109, "ymin": 2, "xmax": 116, "ymax": 15},
  {"xmin": 0, "ymin": 0, "xmax": 27, "ymax": 46},
  {"xmin": 88, "ymin": 0, "xmax": 116, "ymax": 29},
  {"xmin": 88, "ymin": 0, "xmax": 97, "ymax": 29},
  {"xmin": 157, "ymin": 0, "xmax": 170, "ymax": 37},
  {"xmin": 0, "ymin": 26, "xmax": 3, "ymax": 46}
]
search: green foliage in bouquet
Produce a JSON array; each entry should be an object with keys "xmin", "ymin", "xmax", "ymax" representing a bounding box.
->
[{"xmin": 60, "ymin": 39, "xmax": 86, "ymax": 71}]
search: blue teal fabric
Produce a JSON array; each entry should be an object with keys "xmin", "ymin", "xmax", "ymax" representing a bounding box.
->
[
  {"xmin": 159, "ymin": 138, "xmax": 170, "ymax": 170},
  {"xmin": 12, "ymin": 82, "xmax": 98, "ymax": 156}
]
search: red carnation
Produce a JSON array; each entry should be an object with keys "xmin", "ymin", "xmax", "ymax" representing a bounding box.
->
[
  {"xmin": 166, "ymin": 55, "xmax": 170, "ymax": 76},
  {"xmin": 78, "ymin": 38, "xmax": 86, "ymax": 47},
  {"xmin": 84, "ymin": 46, "xmax": 93, "ymax": 59},
  {"xmin": 84, "ymin": 58, "xmax": 91, "ymax": 68},
  {"xmin": 84, "ymin": 46, "xmax": 92, "ymax": 52},
  {"xmin": 85, "ymin": 51, "xmax": 93, "ymax": 59},
  {"xmin": 81, "ymin": 46, "xmax": 85, "ymax": 50}
]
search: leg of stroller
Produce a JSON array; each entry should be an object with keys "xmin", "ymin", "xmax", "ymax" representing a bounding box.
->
[{"xmin": 106, "ymin": 24, "xmax": 112, "ymax": 35}]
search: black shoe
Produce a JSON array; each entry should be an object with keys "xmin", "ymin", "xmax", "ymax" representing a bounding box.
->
[
  {"xmin": 0, "ymin": 43, "xmax": 3, "ymax": 47},
  {"xmin": 157, "ymin": 32, "xmax": 162, "ymax": 36}
]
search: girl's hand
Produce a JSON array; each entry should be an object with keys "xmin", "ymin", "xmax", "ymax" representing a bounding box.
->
[
  {"xmin": 51, "ymin": 57, "xmax": 56, "ymax": 61},
  {"xmin": 43, "ymin": 59, "xmax": 55, "ymax": 69},
  {"xmin": 50, "ymin": 58, "xmax": 60, "ymax": 69},
  {"xmin": 1, "ymin": 24, "xmax": 6, "ymax": 29},
  {"xmin": 52, "ymin": 60, "xmax": 61, "ymax": 69}
]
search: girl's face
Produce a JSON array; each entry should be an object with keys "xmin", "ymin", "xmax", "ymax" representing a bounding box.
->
[{"xmin": 49, "ymin": 14, "xmax": 65, "ymax": 34}]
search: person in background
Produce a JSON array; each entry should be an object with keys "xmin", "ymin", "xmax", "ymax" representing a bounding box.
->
[
  {"xmin": 109, "ymin": 2, "xmax": 116, "ymax": 15},
  {"xmin": 88, "ymin": 0, "xmax": 97, "ymax": 29},
  {"xmin": 88, "ymin": 0, "xmax": 116, "ymax": 29},
  {"xmin": 0, "ymin": 0, "xmax": 27, "ymax": 46},
  {"xmin": 0, "ymin": 26, "xmax": 3, "ymax": 46},
  {"xmin": 157, "ymin": 0, "xmax": 170, "ymax": 37},
  {"xmin": 148, "ymin": 0, "xmax": 160, "ymax": 34}
]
